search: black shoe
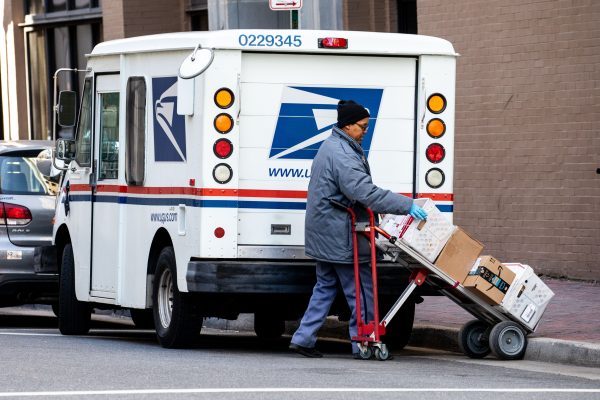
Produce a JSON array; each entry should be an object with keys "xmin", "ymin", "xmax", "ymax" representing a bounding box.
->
[
  {"xmin": 289, "ymin": 343, "xmax": 323, "ymax": 358},
  {"xmin": 353, "ymin": 353, "xmax": 370, "ymax": 360}
]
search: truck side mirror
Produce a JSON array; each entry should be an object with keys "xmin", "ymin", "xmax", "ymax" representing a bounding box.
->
[
  {"xmin": 179, "ymin": 44, "xmax": 214, "ymax": 79},
  {"xmin": 57, "ymin": 90, "xmax": 77, "ymax": 127},
  {"xmin": 56, "ymin": 138, "xmax": 76, "ymax": 162}
]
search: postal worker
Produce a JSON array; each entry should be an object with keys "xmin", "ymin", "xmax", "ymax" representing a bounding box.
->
[{"xmin": 289, "ymin": 100, "xmax": 428, "ymax": 358}]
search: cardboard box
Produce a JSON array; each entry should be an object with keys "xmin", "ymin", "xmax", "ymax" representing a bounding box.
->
[
  {"xmin": 497, "ymin": 263, "xmax": 555, "ymax": 330},
  {"xmin": 434, "ymin": 227, "xmax": 483, "ymax": 282},
  {"xmin": 379, "ymin": 198, "xmax": 455, "ymax": 262},
  {"xmin": 463, "ymin": 256, "xmax": 516, "ymax": 305}
]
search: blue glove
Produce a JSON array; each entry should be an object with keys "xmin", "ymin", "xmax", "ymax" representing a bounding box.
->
[{"xmin": 409, "ymin": 203, "xmax": 428, "ymax": 220}]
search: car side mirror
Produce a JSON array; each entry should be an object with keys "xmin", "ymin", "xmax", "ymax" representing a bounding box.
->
[
  {"xmin": 56, "ymin": 138, "xmax": 76, "ymax": 162},
  {"xmin": 57, "ymin": 91, "xmax": 77, "ymax": 127}
]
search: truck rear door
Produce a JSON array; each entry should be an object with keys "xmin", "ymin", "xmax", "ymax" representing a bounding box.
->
[{"xmin": 238, "ymin": 52, "xmax": 417, "ymax": 249}]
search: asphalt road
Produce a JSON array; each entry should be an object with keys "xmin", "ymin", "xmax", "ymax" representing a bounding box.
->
[{"xmin": 0, "ymin": 310, "xmax": 598, "ymax": 400}]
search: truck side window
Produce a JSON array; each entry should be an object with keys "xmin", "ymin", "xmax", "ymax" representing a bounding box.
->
[
  {"xmin": 75, "ymin": 78, "xmax": 92, "ymax": 167},
  {"xmin": 125, "ymin": 77, "xmax": 146, "ymax": 186},
  {"xmin": 98, "ymin": 92, "xmax": 120, "ymax": 180}
]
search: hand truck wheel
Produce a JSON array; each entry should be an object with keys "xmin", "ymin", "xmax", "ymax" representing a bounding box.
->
[
  {"xmin": 458, "ymin": 319, "xmax": 491, "ymax": 359},
  {"xmin": 357, "ymin": 346, "xmax": 373, "ymax": 360},
  {"xmin": 374, "ymin": 344, "xmax": 391, "ymax": 361},
  {"xmin": 489, "ymin": 321, "xmax": 528, "ymax": 360}
]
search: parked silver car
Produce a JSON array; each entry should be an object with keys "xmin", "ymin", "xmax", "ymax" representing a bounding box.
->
[{"xmin": 0, "ymin": 141, "xmax": 60, "ymax": 307}]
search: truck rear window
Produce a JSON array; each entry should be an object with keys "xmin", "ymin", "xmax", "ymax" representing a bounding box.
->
[{"xmin": 0, "ymin": 155, "xmax": 59, "ymax": 195}]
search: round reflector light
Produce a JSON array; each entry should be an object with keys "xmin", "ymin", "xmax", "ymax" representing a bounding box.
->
[
  {"xmin": 214, "ymin": 113, "xmax": 233, "ymax": 134},
  {"xmin": 214, "ymin": 88, "xmax": 234, "ymax": 109},
  {"xmin": 213, "ymin": 138, "xmax": 233, "ymax": 159},
  {"xmin": 425, "ymin": 168, "xmax": 445, "ymax": 189},
  {"xmin": 427, "ymin": 93, "xmax": 447, "ymax": 114},
  {"xmin": 426, "ymin": 143, "xmax": 445, "ymax": 163},
  {"xmin": 426, "ymin": 118, "xmax": 446, "ymax": 138},
  {"xmin": 213, "ymin": 163, "xmax": 233, "ymax": 184},
  {"xmin": 214, "ymin": 227, "xmax": 225, "ymax": 238}
]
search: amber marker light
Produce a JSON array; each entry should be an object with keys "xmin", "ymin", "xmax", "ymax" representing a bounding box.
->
[
  {"xmin": 427, "ymin": 93, "xmax": 447, "ymax": 114},
  {"xmin": 214, "ymin": 88, "xmax": 234, "ymax": 109},
  {"xmin": 426, "ymin": 118, "xmax": 446, "ymax": 138},
  {"xmin": 214, "ymin": 113, "xmax": 233, "ymax": 133}
]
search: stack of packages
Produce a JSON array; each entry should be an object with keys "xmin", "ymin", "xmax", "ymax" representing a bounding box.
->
[{"xmin": 379, "ymin": 198, "xmax": 555, "ymax": 331}]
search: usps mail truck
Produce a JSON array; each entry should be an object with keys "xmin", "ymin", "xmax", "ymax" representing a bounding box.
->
[{"xmin": 52, "ymin": 30, "xmax": 457, "ymax": 348}]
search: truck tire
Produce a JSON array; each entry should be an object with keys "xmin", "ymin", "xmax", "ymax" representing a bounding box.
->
[
  {"xmin": 58, "ymin": 244, "xmax": 91, "ymax": 335},
  {"xmin": 254, "ymin": 313, "xmax": 285, "ymax": 340},
  {"xmin": 381, "ymin": 300, "xmax": 415, "ymax": 351},
  {"xmin": 152, "ymin": 246, "xmax": 202, "ymax": 348}
]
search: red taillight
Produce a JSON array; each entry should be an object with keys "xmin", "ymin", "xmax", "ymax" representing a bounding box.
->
[
  {"xmin": 318, "ymin": 37, "xmax": 348, "ymax": 49},
  {"xmin": 0, "ymin": 202, "xmax": 32, "ymax": 225},
  {"xmin": 426, "ymin": 143, "xmax": 445, "ymax": 164},
  {"xmin": 213, "ymin": 138, "xmax": 233, "ymax": 159}
]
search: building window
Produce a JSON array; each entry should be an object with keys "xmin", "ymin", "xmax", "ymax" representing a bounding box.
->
[
  {"xmin": 397, "ymin": 0, "xmax": 417, "ymax": 34},
  {"xmin": 188, "ymin": 0, "xmax": 209, "ymax": 31},
  {"xmin": 25, "ymin": 0, "xmax": 100, "ymax": 14},
  {"xmin": 23, "ymin": 1, "xmax": 102, "ymax": 140}
]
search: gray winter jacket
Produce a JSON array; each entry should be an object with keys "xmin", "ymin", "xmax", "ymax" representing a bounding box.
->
[{"xmin": 304, "ymin": 126, "xmax": 413, "ymax": 264}]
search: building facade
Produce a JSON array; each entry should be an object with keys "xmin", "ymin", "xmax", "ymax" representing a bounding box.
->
[{"xmin": 1, "ymin": 0, "xmax": 598, "ymax": 279}]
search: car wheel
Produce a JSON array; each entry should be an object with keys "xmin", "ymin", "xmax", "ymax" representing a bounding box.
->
[
  {"xmin": 152, "ymin": 246, "xmax": 202, "ymax": 348},
  {"xmin": 58, "ymin": 243, "xmax": 91, "ymax": 335}
]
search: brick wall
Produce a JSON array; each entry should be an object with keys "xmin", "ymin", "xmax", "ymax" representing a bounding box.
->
[
  {"xmin": 345, "ymin": 0, "xmax": 397, "ymax": 32},
  {"xmin": 417, "ymin": 0, "xmax": 600, "ymax": 279},
  {"xmin": 103, "ymin": 0, "xmax": 186, "ymax": 40}
]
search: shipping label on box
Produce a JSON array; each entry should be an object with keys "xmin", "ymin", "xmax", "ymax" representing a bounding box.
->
[
  {"xmin": 498, "ymin": 263, "xmax": 555, "ymax": 330},
  {"xmin": 463, "ymin": 256, "xmax": 516, "ymax": 305},
  {"xmin": 379, "ymin": 198, "xmax": 456, "ymax": 262},
  {"xmin": 434, "ymin": 227, "xmax": 484, "ymax": 283}
]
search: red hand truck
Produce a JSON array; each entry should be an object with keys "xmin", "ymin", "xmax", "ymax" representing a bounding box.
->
[{"xmin": 331, "ymin": 200, "xmax": 429, "ymax": 361}]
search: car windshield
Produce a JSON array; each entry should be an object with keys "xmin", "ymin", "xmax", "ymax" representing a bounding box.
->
[{"xmin": 0, "ymin": 154, "xmax": 59, "ymax": 196}]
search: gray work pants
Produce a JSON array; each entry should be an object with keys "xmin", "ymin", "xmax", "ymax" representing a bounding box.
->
[{"xmin": 291, "ymin": 260, "xmax": 374, "ymax": 354}]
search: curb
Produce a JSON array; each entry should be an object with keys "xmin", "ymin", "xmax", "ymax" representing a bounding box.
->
[{"xmin": 524, "ymin": 337, "xmax": 600, "ymax": 368}]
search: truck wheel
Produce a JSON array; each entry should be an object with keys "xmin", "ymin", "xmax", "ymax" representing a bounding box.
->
[
  {"xmin": 152, "ymin": 246, "xmax": 202, "ymax": 348},
  {"xmin": 130, "ymin": 308, "xmax": 155, "ymax": 329},
  {"xmin": 381, "ymin": 300, "xmax": 415, "ymax": 351},
  {"xmin": 458, "ymin": 319, "xmax": 491, "ymax": 359},
  {"xmin": 489, "ymin": 321, "xmax": 527, "ymax": 360},
  {"xmin": 254, "ymin": 313, "xmax": 285, "ymax": 340},
  {"xmin": 58, "ymin": 244, "xmax": 91, "ymax": 335}
]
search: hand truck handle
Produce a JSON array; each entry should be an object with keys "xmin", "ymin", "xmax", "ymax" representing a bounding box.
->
[{"xmin": 329, "ymin": 198, "xmax": 350, "ymax": 211}]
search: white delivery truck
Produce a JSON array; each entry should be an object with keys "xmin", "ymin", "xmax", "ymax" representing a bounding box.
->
[{"xmin": 52, "ymin": 29, "xmax": 457, "ymax": 348}]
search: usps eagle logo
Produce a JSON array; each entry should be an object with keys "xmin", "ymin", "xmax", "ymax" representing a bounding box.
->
[
  {"xmin": 153, "ymin": 77, "xmax": 187, "ymax": 162},
  {"xmin": 269, "ymin": 86, "xmax": 384, "ymax": 160}
]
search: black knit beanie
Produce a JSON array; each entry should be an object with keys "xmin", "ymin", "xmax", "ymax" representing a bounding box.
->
[{"xmin": 337, "ymin": 100, "xmax": 370, "ymax": 128}]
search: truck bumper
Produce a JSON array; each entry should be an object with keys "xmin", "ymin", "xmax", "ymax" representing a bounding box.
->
[{"xmin": 186, "ymin": 259, "xmax": 427, "ymax": 296}]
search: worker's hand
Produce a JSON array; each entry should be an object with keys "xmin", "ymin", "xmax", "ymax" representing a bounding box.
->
[{"xmin": 409, "ymin": 203, "xmax": 428, "ymax": 220}]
